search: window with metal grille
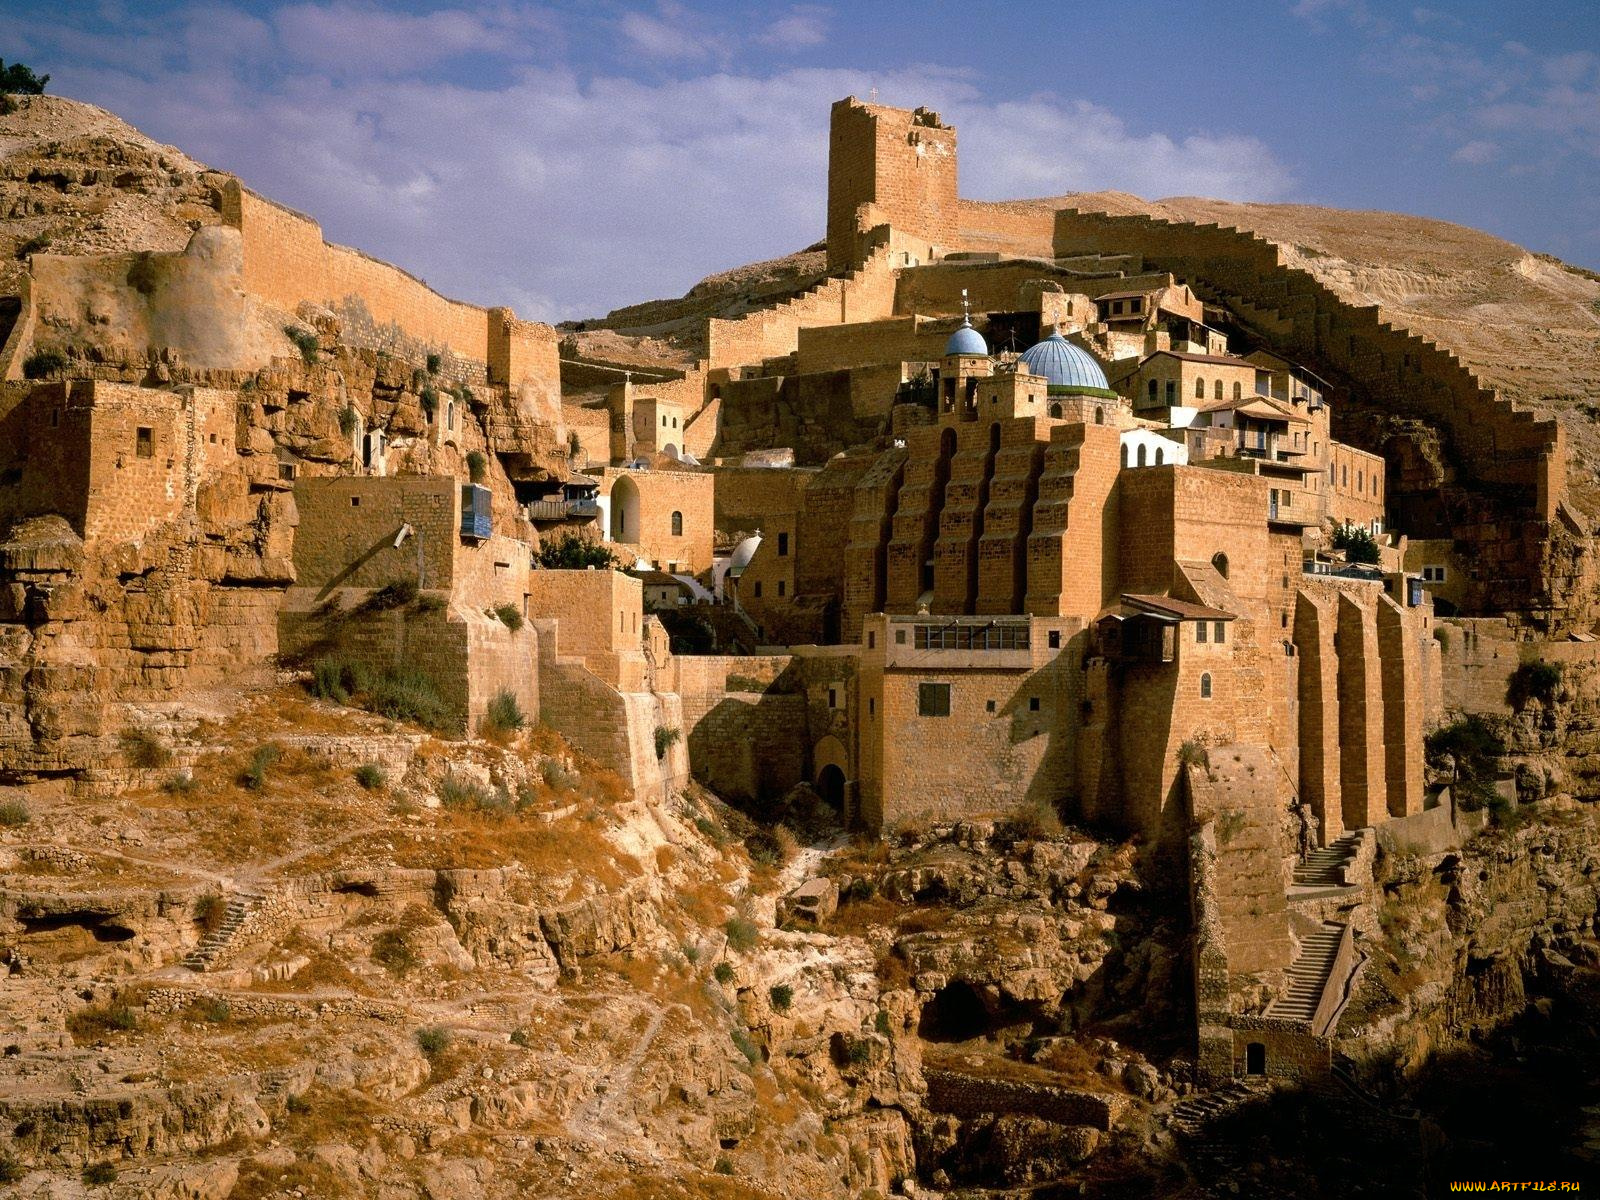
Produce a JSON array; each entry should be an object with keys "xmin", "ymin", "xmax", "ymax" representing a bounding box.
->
[
  {"xmin": 917, "ymin": 682, "xmax": 950, "ymax": 717},
  {"xmin": 912, "ymin": 623, "xmax": 1030, "ymax": 651}
]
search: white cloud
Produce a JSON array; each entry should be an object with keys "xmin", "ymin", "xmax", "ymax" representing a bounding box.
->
[
  {"xmin": 19, "ymin": 3, "xmax": 1300, "ymax": 320},
  {"xmin": 1452, "ymin": 139, "xmax": 1498, "ymax": 165},
  {"xmin": 953, "ymin": 96, "xmax": 1296, "ymax": 204},
  {"xmin": 758, "ymin": 5, "xmax": 830, "ymax": 50},
  {"xmin": 617, "ymin": 3, "xmax": 727, "ymax": 61},
  {"xmin": 1364, "ymin": 31, "xmax": 1600, "ymax": 164},
  {"xmin": 271, "ymin": 2, "xmax": 557, "ymax": 74}
]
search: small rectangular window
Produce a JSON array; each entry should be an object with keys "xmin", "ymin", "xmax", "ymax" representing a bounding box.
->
[
  {"xmin": 136, "ymin": 427, "xmax": 153, "ymax": 458},
  {"xmin": 895, "ymin": 629, "xmax": 907, "ymax": 644},
  {"xmin": 753, "ymin": 581, "xmax": 762, "ymax": 598},
  {"xmin": 350, "ymin": 496, "xmax": 361, "ymax": 507},
  {"xmin": 828, "ymin": 687, "xmax": 839, "ymax": 710},
  {"xmin": 278, "ymin": 461, "xmax": 297, "ymax": 481},
  {"xmin": 1048, "ymin": 630, "xmax": 1061, "ymax": 649},
  {"xmin": 868, "ymin": 698, "xmax": 875, "ymax": 716},
  {"xmin": 777, "ymin": 532, "xmax": 789, "ymax": 556},
  {"xmin": 1214, "ymin": 621, "xmax": 1227, "ymax": 644},
  {"xmin": 867, "ymin": 632, "xmax": 875, "ymax": 649},
  {"xmin": 918, "ymin": 682, "xmax": 951, "ymax": 718},
  {"xmin": 985, "ymin": 699, "xmax": 996, "ymax": 713},
  {"xmin": 1196, "ymin": 622, "xmax": 1208, "ymax": 644},
  {"xmin": 1028, "ymin": 697, "xmax": 1040, "ymax": 712},
  {"xmin": 777, "ymin": 580, "xmax": 785, "ymax": 597}
]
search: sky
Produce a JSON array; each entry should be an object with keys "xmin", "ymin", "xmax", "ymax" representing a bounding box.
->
[{"xmin": 7, "ymin": 0, "xmax": 1600, "ymax": 322}]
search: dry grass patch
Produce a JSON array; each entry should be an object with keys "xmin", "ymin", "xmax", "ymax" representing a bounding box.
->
[{"xmin": 66, "ymin": 985, "xmax": 155, "ymax": 1044}]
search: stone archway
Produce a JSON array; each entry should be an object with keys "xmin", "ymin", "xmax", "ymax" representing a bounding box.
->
[
  {"xmin": 816, "ymin": 764, "xmax": 845, "ymax": 814},
  {"xmin": 610, "ymin": 474, "xmax": 641, "ymax": 544},
  {"xmin": 813, "ymin": 734, "xmax": 849, "ymax": 820}
]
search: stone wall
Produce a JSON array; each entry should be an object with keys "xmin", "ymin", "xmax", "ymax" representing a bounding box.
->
[
  {"xmin": 713, "ymin": 370, "xmax": 887, "ymax": 466},
  {"xmin": 858, "ymin": 614, "xmax": 1082, "ymax": 832},
  {"xmin": 953, "ymin": 199, "xmax": 1056, "ymax": 260},
  {"xmin": 1227, "ymin": 1019, "xmax": 1334, "ymax": 1081},
  {"xmin": 220, "ymin": 181, "xmax": 558, "ymax": 398},
  {"xmin": 711, "ymin": 466, "xmax": 815, "ymax": 535},
  {"xmin": 0, "ymin": 381, "xmax": 237, "ymax": 547},
  {"xmin": 922, "ymin": 1068, "xmax": 1125, "ymax": 1131},
  {"xmin": 527, "ymin": 568, "xmax": 645, "ymax": 689},
  {"xmin": 795, "ymin": 315, "xmax": 953, "ymax": 376},
  {"xmin": 706, "ymin": 242, "xmax": 897, "ymax": 371}
]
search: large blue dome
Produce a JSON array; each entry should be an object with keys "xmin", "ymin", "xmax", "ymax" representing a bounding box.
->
[
  {"xmin": 1019, "ymin": 329, "xmax": 1109, "ymax": 391},
  {"xmin": 944, "ymin": 318, "xmax": 988, "ymax": 357}
]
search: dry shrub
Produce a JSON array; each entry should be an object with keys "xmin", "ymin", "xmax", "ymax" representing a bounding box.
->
[
  {"xmin": 119, "ymin": 727, "xmax": 171, "ymax": 768},
  {"xmin": 875, "ymin": 949, "xmax": 914, "ymax": 992}
]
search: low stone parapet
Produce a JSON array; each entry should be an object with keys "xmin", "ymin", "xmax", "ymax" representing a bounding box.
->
[{"xmin": 923, "ymin": 1066, "xmax": 1126, "ymax": 1131}]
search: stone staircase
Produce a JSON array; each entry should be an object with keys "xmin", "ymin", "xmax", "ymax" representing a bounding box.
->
[
  {"xmin": 182, "ymin": 890, "xmax": 266, "ymax": 972},
  {"xmin": 1264, "ymin": 922, "xmax": 1344, "ymax": 1023},
  {"xmin": 1292, "ymin": 832, "xmax": 1362, "ymax": 888},
  {"xmin": 1168, "ymin": 1078, "xmax": 1268, "ymax": 1136}
]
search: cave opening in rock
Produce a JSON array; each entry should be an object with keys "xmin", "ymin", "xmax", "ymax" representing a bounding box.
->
[
  {"xmin": 919, "ymin": 980, "xmax": 991, "ymax": 1042},
  {"xmin": 19, "ymin": 913, "xmax": 135, "ymax": 942}
]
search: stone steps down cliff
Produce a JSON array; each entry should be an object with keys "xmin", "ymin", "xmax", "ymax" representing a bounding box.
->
[
  {"xmin": 1263, "ymin": 923, "xmax": 1345, "ymax": 1023},
  {"xmin": 1167, "ymin": 1078, "xmax": 1269, "ymax": 1137},
  {"xmin": 180, "ymin": 891, "xmax": 266, "ymax": 972},
  {"xmin": 1292, "ymin": 833, "xmax": 1363, "ymax": 888}
]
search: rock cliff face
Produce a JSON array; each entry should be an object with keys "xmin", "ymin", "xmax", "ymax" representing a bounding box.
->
[{"xmin": 1336, "ymin": 803, "xmax": 1600, "ymax": 1181}]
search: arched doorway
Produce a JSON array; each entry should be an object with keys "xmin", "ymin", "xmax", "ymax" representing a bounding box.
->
[
  {"xmin": 610, "ymin": 475, "xmax": 641, "ymax": 544},
  {"xmin": 816, "ymin": 764, "xmax": 845, "ymax": 814}
]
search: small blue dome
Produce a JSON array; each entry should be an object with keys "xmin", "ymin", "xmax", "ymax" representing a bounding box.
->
[
  {"xmin": 1019, "ymin": 329, "xmax": 1109, "ymax": 391},
  {"xmin": 944, "ymin": 319, "xmax": 988, "ymax": 357}
]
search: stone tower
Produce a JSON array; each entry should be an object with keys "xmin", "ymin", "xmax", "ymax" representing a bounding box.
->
[{"xmin": 826, "ymin": 97, "xmax": 958, "ymax": 273}]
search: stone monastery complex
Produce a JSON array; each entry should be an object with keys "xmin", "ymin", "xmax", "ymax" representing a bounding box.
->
[{"xmin": 0, "ymin": 95, "xmax": 1585, "ymax": 1090}]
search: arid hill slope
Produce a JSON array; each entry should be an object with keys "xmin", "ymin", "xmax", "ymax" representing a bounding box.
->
[{"xmin": 0, "ymin": 95, "xmax": 228, "ymax": 297}]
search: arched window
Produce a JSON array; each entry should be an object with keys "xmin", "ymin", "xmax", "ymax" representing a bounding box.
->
[
  {"xmin": 1050, "ymin": 402, "xmax": 1063, "ymax": 418},
  {"xmin": 1214, "ymin": 379, "xmax": 1223, "ymax": 401},
  {"xmin": 1195, "ymin": 378, "xmax": 1205, "ymax": 399},
  {"xmin": 1137, "ymin": 443, "xmax": 1147, "ymax": 467},
  {"xmin": 1233, "ymin": 381, "xmax": 1242, "ymax": 400},
  {"xmin": 1212, "ymin": 551, "xmax": 1229, "ymax": 579},
  {"xmin": 1094, "ymin": 406, "xmax": 1104, "ymax": 425},
  {"xmin": 670, "ymin": 510, "xmax": 683, "ymax": 536},
  {"xmin": 446, "ymin": 401, "xmax": 456, "ymax": 431},
  {"xmin": 1154, "ymin": 446, "xmax": 1164, "ymax": 465},
  {"xmin": 1121, "ymin": 443, "xmax": 1130, "ymax": 468},
  {"xmin": 1200, "ymin": 672, "xmax": 1213, "ymax": 699}
]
